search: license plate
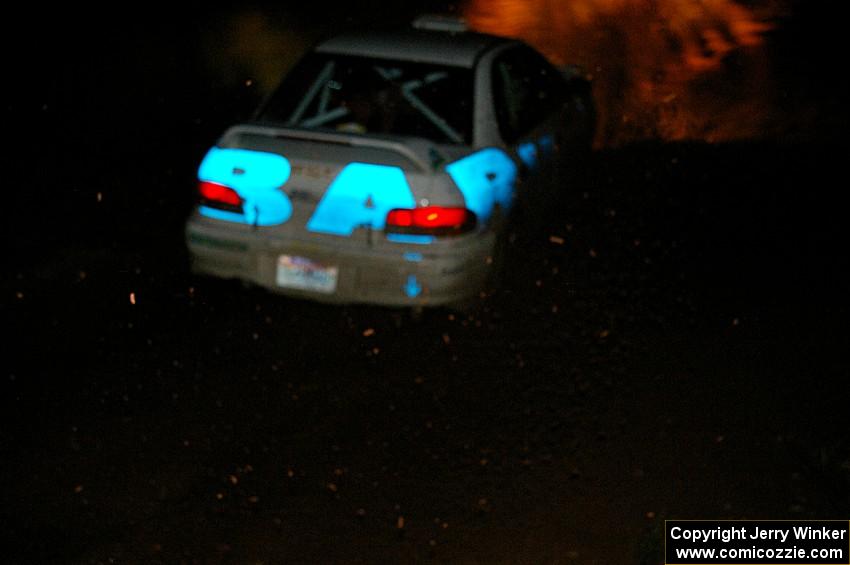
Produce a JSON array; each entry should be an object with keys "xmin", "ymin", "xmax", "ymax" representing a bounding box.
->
[{"xmin": 276, "ymin": 255, "xmax": 338, "ymax": 294}]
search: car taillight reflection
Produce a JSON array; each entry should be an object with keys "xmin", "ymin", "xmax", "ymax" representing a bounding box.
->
[
  {"xmin": 385, "ymin": 206, "xmax": 476, "ymax": 236},
  {"xmin": 198, "ymin": 181, "xmax": 243, "ymax": 212}
]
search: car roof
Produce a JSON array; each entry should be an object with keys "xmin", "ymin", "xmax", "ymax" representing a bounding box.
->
[{"xmin": 315, "ymin": 28, "xmax": 513, "ymax": 68}]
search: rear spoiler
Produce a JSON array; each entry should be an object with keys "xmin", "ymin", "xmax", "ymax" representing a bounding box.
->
[{"xmin": 221, "ymin": 123, "xmax": 440, "ymax": 173}]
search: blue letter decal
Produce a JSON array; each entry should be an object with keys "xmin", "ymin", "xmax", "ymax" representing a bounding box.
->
[
  {"xmin": 445, "ymin": 148, "xmax": 518, "ymax": 223},
  {"xmin": 198, "ymin": 147, "xmax": 292, "ymax": 226},
  {"xmin": 307, "ymin": 163, "xmax": 416, "ymax": 236},
  {"xmin": 517, "ymin": 141, "xmax": 538, "ymax": 170},
  {"xmin": 517, "ymin": 134, "xmax": 555, "ymax": 171}
]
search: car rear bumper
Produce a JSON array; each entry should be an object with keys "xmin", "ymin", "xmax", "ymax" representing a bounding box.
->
[{"xmin": 185, "ymin": 214, "xmax": 495, "ymax": 307}]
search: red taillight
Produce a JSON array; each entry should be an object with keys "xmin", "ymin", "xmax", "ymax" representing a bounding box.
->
[
  {"xmin": 198, "ymin": 181, "xmax": 243, "ymax": 212},
  {"xmin": 386, "ymin": 206, "xmax": 476, "ymax": 235}
]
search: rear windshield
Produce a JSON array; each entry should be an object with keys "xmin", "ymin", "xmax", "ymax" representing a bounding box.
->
[{"xmin": 258, "ymin": 53, "xmax": 474, "ymax": 145}]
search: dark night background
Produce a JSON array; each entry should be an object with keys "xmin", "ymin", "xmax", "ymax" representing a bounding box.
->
[{"xmin": 3, "ymin": 1, "xmax": 849, "ymax": 563}]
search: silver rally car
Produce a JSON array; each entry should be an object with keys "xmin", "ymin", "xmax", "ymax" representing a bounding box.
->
[{"xmin": 186, "ymin": 16, "xmax": 594, "ymax": 307}]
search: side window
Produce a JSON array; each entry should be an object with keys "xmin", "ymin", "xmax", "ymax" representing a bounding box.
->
[
  {"xmin": 492, "ymin": 52, "xmax": 532, "ymax": 144},
  {"xmin": 492, "ymin": 47, "xmax": 566, "ymax": 144}
]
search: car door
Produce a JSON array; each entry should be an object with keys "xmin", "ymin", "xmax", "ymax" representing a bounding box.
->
[{"xmin": 490, "ymin": 45, "xmax": 568, "ymax": 173}]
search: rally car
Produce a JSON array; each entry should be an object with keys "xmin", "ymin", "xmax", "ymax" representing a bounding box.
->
[{"xmin": 185, "ymin": 15, "xmax": 594, "ymax": 307}]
